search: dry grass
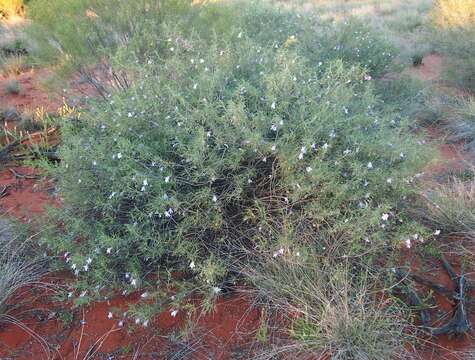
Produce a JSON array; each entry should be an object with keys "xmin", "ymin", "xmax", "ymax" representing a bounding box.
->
[
  {"xmin": 240, "ymin": 252, "xmax": 414, "ymax": 360},
  {"xmin": 0, "ymin": 0, "xmax": 24, "ymax": 19},
  {"xmin": 418, "ymin": 177, "xmax": 475, "ymax": 238},
  {"xmin": 433, "ymin": 0, "xmax": 475, "ymax": 28}
]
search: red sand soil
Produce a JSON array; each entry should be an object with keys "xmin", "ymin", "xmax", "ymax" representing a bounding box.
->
[
  {"xmin": 405, "ymin": 54, "xmax": 444, "ymax": 82},
  {"xmin": 0, "ymin": 166, "xmax": 57, "ymax": 221},
  {"xmin": 0, "ymin": 69, "xmax": 64, "ymax": 113},
  {"xmin": 0, "ymin": 68, "xmax": 97, "ymax": 114},
  {"xmin": 0, "ymin": 283, "xmax": 261, "ymax": 359}
]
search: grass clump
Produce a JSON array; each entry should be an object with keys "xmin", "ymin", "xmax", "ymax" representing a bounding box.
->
[
  {"xmin": 0, "ymin": 54, "xmax": 28, "ymax": 76},
  {"xmin": 0, "ymin": 219, "xmax": 48, "ymax": 323},
  {"xmin": 419, "ymin": 177, "xmax": 475, "ymax": 239},
  {"xmin": 242, "ymin": 254, "xmax": 412, "ymax": 359},
  {"xmin": 4, "ymin": 78, "xmax": 20, "ymax": 94}
]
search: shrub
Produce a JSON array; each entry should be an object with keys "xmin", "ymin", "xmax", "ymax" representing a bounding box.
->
[{"xmin": 39, "ymin": 1, "xmax": 430, "ymax": 310}]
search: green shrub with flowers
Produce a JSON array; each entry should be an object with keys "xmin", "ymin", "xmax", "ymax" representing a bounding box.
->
[{"xmin": 38, "ymin": 0, "xmax": 430, "ymax": 322}]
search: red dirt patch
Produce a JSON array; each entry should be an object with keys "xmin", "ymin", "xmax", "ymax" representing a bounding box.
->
[
  {"xmin": 406, "ymin": 54, "xmax": 444, "ymax": 82},
  {"xmin": 0, "ymin": 283, "xmax": 261, "ymax": 359},
  {"xmin": 0, "ymin": 69, "xmax": 63, "ymax": 113},
  {"xmin": 0, "ymin": 166, "xmax": 57, "ymax": 221}
]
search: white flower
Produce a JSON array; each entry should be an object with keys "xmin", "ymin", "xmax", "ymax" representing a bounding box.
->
[
  {"xmin": 83, "ymin": 265, "xmax": 89, "ymax": 272},
  {"xmin": 68, "ymin": 292, "xmax": 73, "ymax": 298},
  {"xmin": 86, "ymin": 257, "xmax": 92, "ymax": 265},
  {"xmin": 273, "ymin": 248, "xmax": 284, "ymax": 258},
  {"xmin": 108, "ymin": 312, "xmax": 113, "ymax": 319},
  {"xmin": 165, "ymin": 176, "xmax": 170, "ymax": 183},
  {"xmin": 117, "ymin": 153, "xmax": 123, "ymax": 159},
  {"xmin": 306, "ymin": 167, "xmax": 313, "ymax": 173},
  {"xmin": 92, "ymin": 161, "xmax": 97, "ymax": 166},
  {"xmin": 381, "ymin": 213, "xmax": 389, "ymax": 221},
  {"xmin": 400, "ymin": 152, "xmax": 405, "ymax": 159},
  {"xmin": 143, "ymin": 320, "xmax": 149, "ymax": 327},
  {"xmin": 271, "ymin": 101, "xmax": 276, "ymax": 110},
  {"xmin": 364, "ymin": 74, "xmax": 372, "ymax": 81},
  {"xmin": 434, "ymin": 229, "xmax": 441, "ymax": 236},
  {"xmin": 322, "ymin": 143, "xmax": 329, "ymax": 150},
  {"xmin": 199, "ymin": 58, "xmax": 204, "ymax": 64},
  {"xmin": 71, "ymin": 263, "xmax": 77, "ymax": 270},
  {"xmin": 80, "ymin": 291, "xmax": 87, "ymax": 298},
  {"xmin": 118, "ymin": 320, "xmax": 124, "ymax": 327},
  {"xmin": 386, "ymin": 178, "xmax": 392, "ymax": 184},
  {"xmin": 213, "ymin": 287, "xmax": 222, "ymax": 294},
  {"xmin": 238, "ymin": 32, "xmax": 243, "ymax": 38},
  {"xmin": 189, "ymin": 261, "xmax": 195, "ymax": 269},
  {"xmin": 143, "ymin": 179, "xmax": 148, "ymax": 186},
  {"xmin": 271, "ymin": 144, "xmax": 276, "ymax": 151},
  {"xmin": 171, "ymin": 309, "xmax": 178, "ymax": 317},
  {"xmin": 106, "ymin": 247, "xmax": 112, "ymax": 254},
  {"xmin": 193, "ymin": 83, "xmax": 198, "ymax": 90},
  {"xmin": 212, "ymin": 195, "xmax": 218, "ymax": 202},
  {"xmin": 271, "ymin": 124, "xmax": 278, "ymax": 132},
  {"xmin": 298, "ymin": 153, "xmax": 304, "ymax": 160},
  {"xmin": 367, "ymin": 162, "xmax": 373, "ymax": 169},
  {"xmin": 131, "ymin": 279, "xmax": 137, "ymax": 287},
  {"xmin": 165, "ymin": 208, "xmax": 173, "ymax": 218},
  {"xmin": 405, "ymin": 239, "xmax": 412, "ymax": 249},
  {"xmin": 135, "ymin": 318, "xmax": 141, "ymax": 325},
  {"xmin": 141, "ymin": 292, "xmax": 149, "ymax": 298}
]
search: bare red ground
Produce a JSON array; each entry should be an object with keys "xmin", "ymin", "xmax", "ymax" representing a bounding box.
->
[
  {"xmin": 0, "ymin": 166, "xmax": 57, "ymax": 221},
  {"xmin": 0, "ymin": 282, "xmax": 261, "ymax": 359},
  {"xmin": 0, "ymin": 69, "xmax": 63, "ymax": 113},
  {"xmin": 405, "ymin": 54, "xmax": 444, "ymax": 82}
]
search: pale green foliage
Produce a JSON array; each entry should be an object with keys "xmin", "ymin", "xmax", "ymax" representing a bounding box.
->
[{"xmin": 38, "ymin": 1, "xmax": 430, "ymax": 308}]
